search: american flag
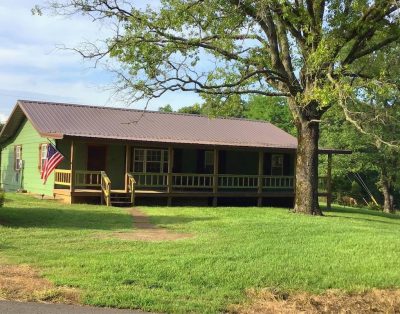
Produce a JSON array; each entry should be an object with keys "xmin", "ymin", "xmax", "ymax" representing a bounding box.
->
[{"xmin": 41, "ymin": 143, "xmax": 64, "ymax": 184}]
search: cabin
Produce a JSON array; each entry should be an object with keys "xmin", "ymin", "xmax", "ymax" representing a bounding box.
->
[{"xmin": 0, "ymin": 100, "xmax": 348, "ymax": 207}]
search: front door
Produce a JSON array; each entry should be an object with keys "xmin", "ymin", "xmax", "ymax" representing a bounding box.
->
[{"xmin": 87, "ymin": 145, "xmax": 107, "ymax": 171}]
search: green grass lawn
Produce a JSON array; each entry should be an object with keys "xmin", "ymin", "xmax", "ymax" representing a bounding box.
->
[{"xmin": 1, "ymin": 193, "xmax": 400, "ymax": 313}]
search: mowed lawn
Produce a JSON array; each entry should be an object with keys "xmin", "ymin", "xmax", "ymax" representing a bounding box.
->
[{"xmin": 1, "ymin": 193, "xmax": 400, "ymax": 313}]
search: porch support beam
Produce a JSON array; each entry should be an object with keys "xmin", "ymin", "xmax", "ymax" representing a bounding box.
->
[
  {"xmin": 124, "ymin": 145, "xmax": 131, "ymax": 193},
  {"xmin": 257, "ymin": 151, "xmax": 264, "ymax": 207},
  {"xmin": 326, "ymin": 153, "xmax": 333, "ymax": 210},
  {"xmin": 212, "ymin": 148, "xmax": 219, "ymax": 206},
  {"xmin": 69, "ymin": 140, "xmax": 75, "ymax": 203},
  {"xmin": 167, "ymin": 146, "xmax": 174, "ymax": 206}
]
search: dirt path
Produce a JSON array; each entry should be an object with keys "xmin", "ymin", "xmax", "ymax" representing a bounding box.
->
[{"xmin": 111, "ymin": 207, "xmax": 193, "ymax": 241}]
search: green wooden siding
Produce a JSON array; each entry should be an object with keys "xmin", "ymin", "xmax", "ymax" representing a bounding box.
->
[
  {"xmin": 221, "ymin": 150, "xmax": 259, "ymax": 175},
  {"xmin": 0, "ymin": 119, "xmax": 54, "ymax": 195},
  {"xmin": 107, "ymin": 144, "xmax": 125, "ymax": 189},
  {"xmin": 56, "ymin": 139, "xmax": 87, "ymax": 171},
  {"xmin": 57, "ymin": 140, "xmax": 126, "ymax": 189},
  {"xmin": 172, "ymin": 148, "xmax": 295, "ymax": 176},
  {"xmin": 173, "ymin": 148, "xmax": 198, "ymax": 173}
]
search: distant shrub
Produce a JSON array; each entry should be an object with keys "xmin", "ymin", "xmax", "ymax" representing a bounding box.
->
[
  {"xmin": 0, "ymin": 189, "xmax": 4, "ymax": 207},
  {"xmin": 367, "ymin": 202, "xmax": 381, "ymax": 211}
]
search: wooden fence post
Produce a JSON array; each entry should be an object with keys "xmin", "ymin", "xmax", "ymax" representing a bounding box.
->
[
  {"xmin": 167, "ymin": 147, "xmax": 174, "ymax": 206},
  {"xmin": 69, "ymin": 140, "xmax": 75, "ymax": 204},
  {"xmin": 125, "ymin": 144, "xmax": 131, "ymax": 193},
  {"xmin": 326, "ymin": 153, "xmax": 333, "ymax": 210},
  {"xmin": 212, "ymin": 149, "xmax": 219, "ymax": 206}
]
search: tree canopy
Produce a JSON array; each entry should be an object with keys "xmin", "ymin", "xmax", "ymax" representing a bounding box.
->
[
  {"xmin": 245, "ymin": 96, "xmax": 295, "ymax": 135},
  {"xmin": 320, "ymin": 44, "xmax": 400, "ymax": 213}
]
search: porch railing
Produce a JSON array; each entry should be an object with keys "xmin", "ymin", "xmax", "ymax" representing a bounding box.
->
[
  {"xmin": 53, "ymin": 169, "xmax": 103, "ymax": 188},
  {"xmin": 134, "ymin": 173, "xmax": 167, "ymax": 187},
  {"xmin": 127, "ymin": 173, "xmax": 136, "ymax": 205},
  {"xmin": 53, "ymin": 170, "xmax": 324, "ymax": 194},
  {"xmin": 318, "ymin": 176, "xmax": 328, "ymax": 193},
  {"xmin": 172, "ymin": 173, "xmax": 214, "ymax": 188},
  {"xmin": 75, "ymin": 170, "xmax": 102, "ymax": 188},
  {"xmin": 54, "ymin": 169, "xmax": 71, "ymax": 186},
  {"xmin": 263, "ymin": 176, "xmax": 294, "ymax": 189},
  {"xmin": 101, "ymin": 171, "xmax": 111, "ymax": 206},
  {"xmin": 218, "ymin": 175, "xmax": 258, "ymax": 188},
  {"xmin": 132, "ymin": 172, "xmax": 296, "ymax": 190}
]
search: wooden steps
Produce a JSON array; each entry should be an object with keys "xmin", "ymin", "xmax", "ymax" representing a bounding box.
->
[{"xmin": 110, "ymin": 191, "xmax": 132, "ymax": 207}]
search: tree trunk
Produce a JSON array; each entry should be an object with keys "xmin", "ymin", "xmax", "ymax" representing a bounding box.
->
[
  {"xmin": 381, "ymin": 178, "xmax": 395, "ymax": 214},
  {"xmin": 293, "ymin": 120, "xmax": 322, "ymax": 215}
]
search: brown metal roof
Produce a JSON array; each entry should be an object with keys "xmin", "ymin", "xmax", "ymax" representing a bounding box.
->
[
  {"xmin": 0, "ymin": 100, "xmax": 299, "ymax": 149},
  {"xmin": 0, "ymin": 99, "xmax": 348, "ymax": 155},
  {"xmin": 0, "ymin": 100, "xmax": 352, "ymax": 153}
]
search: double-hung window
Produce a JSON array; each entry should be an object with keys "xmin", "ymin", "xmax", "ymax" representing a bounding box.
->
[
  {"xmin": 271, "ymin": 154, "xmax": 284, "ymax": 176},
  {"xmin": 14, "ymin": 145, "xmax": 22, "ymax": 171},
  {"xmin": 133, "ymin": 148, "xmax": 168, "ymax": 173},
  {"xmin": 39, "ymin": 143, "xmax": 48, "ymax": 171}
]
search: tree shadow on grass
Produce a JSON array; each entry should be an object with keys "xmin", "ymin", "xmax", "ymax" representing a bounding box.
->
[
  {"xmin": 0, "ymin": 206, "xmax": 132, "ymax": 231},
  {"xmin": 0, "ymin": 206, "xmax": 216, "ymax": 231},
  {"xmin": 324, "ymin": 206, "xmax": 400, "ymax": 225},
  {"xmin": 0, "ymin": 243, "xmax": 15, "ymax": 251}
]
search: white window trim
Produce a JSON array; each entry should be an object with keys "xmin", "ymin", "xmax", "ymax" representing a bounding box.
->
[
  {"xmin": 15, "ymin": 145, "xmax": 22, "ymax": 171},
  {"xmin": 133, "ymin": 148, "xmax": 168, "ymax": 173},
  {"xmin": 40, "ymin": 143, "xmax": 48, "ymax": 171}
]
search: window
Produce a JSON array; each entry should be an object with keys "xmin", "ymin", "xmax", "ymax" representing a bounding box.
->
[
  {"xmin": 271, "ymin": 154, "xmax": 283, "ymax": 175},
  {"xmin": 133, "ymin": 148, "xmax": 145, "ymax": 172},
  {"xmin": 204, "ymin": 151, "xmax": 214, "ymax": 170},
  {"xmin": 39, "ymin": 143, "xmax": 48, "ymax": 171},
  {"xmin": 15, "ymin": 145, "xmax": 22, "ymax": 171},
  {"xmin": 133, "ymin": 148, "xmax": 168, "ymax": 173},
  {"xmin": 146, "ymin": 149, "xmax": 162, "ymax": 172}
]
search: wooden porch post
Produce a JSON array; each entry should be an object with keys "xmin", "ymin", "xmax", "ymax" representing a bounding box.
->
[
  {"xmin": 125, "ymin": 144, "xmax": 131, "ymax": 192},
  {"xmin": 69, "ymin": 140, "xmax": 75, "ymax": 204},
  {"xmin": 212, "ymin": 148, "xmax": 219, "ymax": 206},
  {"xmin": 167, "ymin": 146, "xmax": 174, "ymax": 206},
  {"xmin": 257, "ymin": 151, "xmax": 264, "ymax": 207},
  {"xmin": 326, "ymin": 153, "xmax": 333, "ymax": 210}
]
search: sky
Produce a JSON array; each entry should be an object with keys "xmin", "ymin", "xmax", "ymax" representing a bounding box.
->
[{"xmin": 0, "ymin": 0, "xmax": 201, "ymax": 123}]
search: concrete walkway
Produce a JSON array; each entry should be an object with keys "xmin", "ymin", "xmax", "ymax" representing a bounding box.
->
[{"xmin": 0, "ymin": 301, "xmax": 149, "ymax": 314}]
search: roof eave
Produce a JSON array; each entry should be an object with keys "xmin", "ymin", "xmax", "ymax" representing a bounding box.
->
[
  {"xmin": 61, "ymin": 134, "xmax": 297, "ymax": 150},
  {"xmin": 0, "ymin": 101, "xmax": 64, "ymax": 144},
  {"xmin": 40, "ymin": 132, "xmax": 64, "ymax": 140}
]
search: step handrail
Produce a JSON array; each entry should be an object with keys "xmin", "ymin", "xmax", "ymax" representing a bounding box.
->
[
  {"xmin": 101, "ymin": 171, "xmax": 111, "ymax": 206},
  {"xmin": 127, "ymin": 173, "xmax": 136, "ymax": 206}
]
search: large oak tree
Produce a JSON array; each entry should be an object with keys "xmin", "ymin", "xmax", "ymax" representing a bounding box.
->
[{"xmin": 40, "ymin": 0, "xmax": 400, "ymax": 215}]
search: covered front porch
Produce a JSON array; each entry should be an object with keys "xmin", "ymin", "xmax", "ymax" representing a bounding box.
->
[{"xmin": 52, "ymin": 138, "xmax": 328, "ymax": 207}]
